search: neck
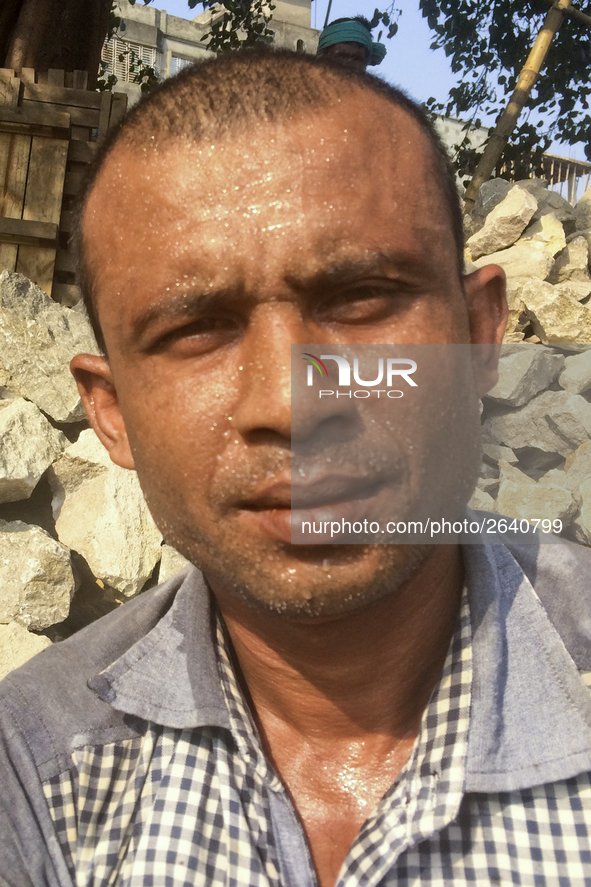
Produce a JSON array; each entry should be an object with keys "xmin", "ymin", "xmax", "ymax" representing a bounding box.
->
[{"xmin": 213, "ymin": 545, "xmax": 464, "ymax": 743}]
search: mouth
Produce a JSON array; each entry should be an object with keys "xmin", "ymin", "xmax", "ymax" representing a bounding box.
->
[{"xmin": 239, "ymin": 474, "xmax": 395, "ymax": 544}]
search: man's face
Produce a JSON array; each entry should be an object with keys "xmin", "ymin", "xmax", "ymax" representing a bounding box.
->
[
  {"xmin": 76, "ymin": 90, "xmax": 506, "ymax": 617},
  {"xmin": 322, "ymin": 42, "xmax": 368, "ymax": 72}
]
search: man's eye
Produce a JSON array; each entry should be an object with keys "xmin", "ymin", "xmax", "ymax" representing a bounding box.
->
[
  {"xmin": 154, "ymin": 317, "xmax": 239, "ymax": 353},
  {"xmin": 318, "ymin": 287, "xmax": 408, "ymax": 325}
]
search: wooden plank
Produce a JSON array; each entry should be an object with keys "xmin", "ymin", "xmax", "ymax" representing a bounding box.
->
[
  {"xmin": 70, "ymin": 125, "xmax": 92, "ymax": 142},
  {"xmin": 16, "ymin": 135, "xmax": 69, "ymax": 294},
  {"xmin": 0, "ymin": 105, "xmax": 70, "ymax": 139},
  {"xmin": 21, "ymin": 136, "xmax": 68, "ymax": 224},
  {"xmin": 0, "ymin": 217, "xmax": 58, "ymax": 247},
  {"xmin": 20, "ymin": 68, "xmax": 35, "ymax": 84},
  {"xmin": 48, "ymin": 69, "xmax": 65, "ymax": 87},
  {"xmin": 0, "ymin": 71, "xmax": 20, "ymax": 207},
  {"xmin": 52, "ymin": 283, "xmax": 81, "ymax": 306},
  {"xmin": 0, "ymin": 71, "xmax": 25, "ymax": 273},
  {"xmin": 63, "ymin": 169, "xmax": 86, "ymax": 197},
  {"xmin": 109, "ymin": 92, "xmax": 128, "ymax": 129},
  {"xmin": 97, "ymin": 91, "xmax": 112, "ymax": 144},
  {"xmin": 59, "ymin": 210, "xmax": 75, "ymax": 234},
  {"xmin": 21, "ymin": 99, "xmax": 97, "ymax": 129},
  {"xmin": 67, "ymin": 138, "xmax": 97, "ymax": 164},
  {"xmin": 72, "ymin": 70, "xmax": 88, "ymax": 90},
  {"xmin": 23, "ymin": 81, "xmax": 102, "ymax": 109},
  {"xmin": 0, "ymin": 71, "xmax": 19, "ymax": 105},
  {"xmin": 0, "ymin": 135, "xmax": 31, "ymax": 218},
  {"xmin": 54, "ymin": 247, "xmax": 76, "ymax": 272}
]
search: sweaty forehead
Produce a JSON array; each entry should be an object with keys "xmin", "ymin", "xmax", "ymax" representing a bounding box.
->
[
  {"xmin": 82, "ymin": 93, "xmax": 449, "ymax": 305},
  {"xmin": 85, "ymin": 92, "xmax": 437, "ymax": 224}
]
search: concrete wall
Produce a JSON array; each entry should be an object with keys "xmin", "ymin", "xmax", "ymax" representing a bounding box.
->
[
  {"xmin": 435, "ymin": 115, "xmax": 489, "ymax": 157},
  {"xmin": 273, "ymin": 0, "xmax": 311, "ymax": 27},
  {"xmin": 108, "ymin": 0, "xmax": 318, "ymax": 105}
]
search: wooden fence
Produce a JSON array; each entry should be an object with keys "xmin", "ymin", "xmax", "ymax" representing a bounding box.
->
[{"xmin": 0, "ymin": 69, "xmax": 127, "ymax": 305}]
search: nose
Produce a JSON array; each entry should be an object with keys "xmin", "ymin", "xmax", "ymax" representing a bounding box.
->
[{"xmin": 230, "ymin": 303, "xmax": 358, "ymax": 446}]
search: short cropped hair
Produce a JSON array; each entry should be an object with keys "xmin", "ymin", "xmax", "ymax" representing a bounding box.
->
[{"xmin": 76, "ymin": 48, "xmax": 464, "ymax": 353}]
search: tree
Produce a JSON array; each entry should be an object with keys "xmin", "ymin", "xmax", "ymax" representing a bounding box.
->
[
  {"xmin": 1, "ymin": 0, "xmax": 112, "ymax": 87},
  {"xmin": 418, "ymin": 0, "xmax": 591, "ymax": 182},
  {"xmin": 1, "ymin": 0, "xmax": 275, "ymax": 89}
]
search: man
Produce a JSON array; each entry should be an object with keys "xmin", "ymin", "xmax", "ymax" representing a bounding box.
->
[
  {"xmin": 316, "ymin": 16, "xmax": 387, "ymax": 72},
  {"xmin": 1, "ymin": 49, "xmax": 591, "ymax": 887}
]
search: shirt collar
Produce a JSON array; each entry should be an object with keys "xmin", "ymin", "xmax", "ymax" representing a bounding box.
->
[
  {"xmin": 89, "ymin": 544, "xmax": 591, "ymax": 791},
  {"xmin": 88, "ymin": 568, "xmax": 230, "ymax": 731},
  {"xmin": 463, "ymin": 542, "xmax": 591, "ymax": 793}
]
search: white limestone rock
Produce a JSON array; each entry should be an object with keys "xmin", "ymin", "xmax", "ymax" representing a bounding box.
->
[
  {"xmin": 0, "ymin": 621, "xmax": 52, "ymax": 681},
  {"xmin": 575, "ymin": 187, "xmax": 591, "ymax": 232},
  {"xmin": 479, "ymin": 460, "xmax": 500, "ymax": 480},
  {"xmin": 520, "ymin": 280, "xmax": 591, "ymax": 344},
  {"xmin": 518, "ymin": 213, "xmax": 566, "ymax": 258},
  {"xmin": 495, "ymin": 461, "xmax": 577, "ymax": 527},
  {"xmin": 0, "ymin": 271, "xmax": 99, "ymax": 423},
  {"xmin": 159, "ymin": 544, "xmax": 192, "ymax": 584},
  {"xmin": 49, "ymin": 430, "xmax": 163, "ymax": 597},
  {"xmin": 553, "ymin": 280, "xmax": 591, "ymax": 302},
  {"xmin": 467, "ymin": 186, "xmax": 537, "ymax": 260},
  {"xmin": 517, "ymin": 179, "xmax": 576, "ymax": 229},
  {"xmin": 476, "ymin": 476, "xmax": 499, "ymax": 496},
  {"xmin": 472, "ymin": 242, "xmax": 554, "ymax": 281},
  {"xmin": 467, "ymin": 487, "xmax": 495, "ymax": 512},
  {"xmin": 484, "ymin": 390, "xmax": 591, "ymax": 458},
  {"xmin": 559, "ymin": 349, "xmax": 591, "ymax": 395},
  {"xmin": 564, "ymin": 440, "xmax": 591, "ymax": 493},
  {"xmin": 463, "ymin": 213, "xmax": 481, "ymax": 240},
  {"xmin": 571, "ymin": 478, "xmax": 591, "ymax": 545},
  {"xmin": 502, "ymin": 279, "xmax": 529, "ymax": 343},
  {"xmin": 548, "ymin": 237, "xmax": 590, "ymax": 284},
  {"xmin": 0, "ymin": 398, "xmax": 67, "ymax": 504},
  {"xmin": 482, "ymin": 443, "xmax": 519, "ymax": 465},
  {"xmin": 497, "ymin": 459, "xmax": 535, "ymax": 486},
  {"xmin": 538, "ymin": 468, "xmax": 568, "ymax": 487},
  {"xmin": 472, "ymin": 178, "xmax": 512, "ymax": 223},
  {"xmin": 570, "ymin": 229, "xmax": 591, "ymax": 270},
  {"xmin": 487, "ymin": 348, "xmax": 564, "ymax": 408},
  {"xmin": 0, "ymin": 520, "xmax": 75, "ymax": 630}
]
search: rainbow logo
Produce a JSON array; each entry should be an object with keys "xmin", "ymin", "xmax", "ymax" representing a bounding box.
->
[{"xmin": 302, "ymin": 353, "xmax": 328, "ymax": 377}]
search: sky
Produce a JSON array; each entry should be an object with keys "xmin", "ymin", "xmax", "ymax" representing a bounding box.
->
[{"xmin": 155, "ymin": 0, "xmax": 586, "ymax": 162}]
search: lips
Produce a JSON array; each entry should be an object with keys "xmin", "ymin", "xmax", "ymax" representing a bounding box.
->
[{"xmin": 239, "ymin": 473, "xmax": 393, "ymax": 544}]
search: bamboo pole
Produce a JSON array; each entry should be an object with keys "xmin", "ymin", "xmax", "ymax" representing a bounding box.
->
[
  {"xmin": 464, "ymin": 0, "xmax": 574, "ymax": 211},
  {"xmin": 540, "ymin": 0, "xmax": 591, "ymax": 29}
]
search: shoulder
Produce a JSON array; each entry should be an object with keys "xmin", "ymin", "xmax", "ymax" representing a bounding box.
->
[
  {"xmin": 0, "ymin": 569, "xmax": 188, "ymax": 775},
  {"xmin": 503, "ymin": 537, "xmax": 591, "ymax": 670}
]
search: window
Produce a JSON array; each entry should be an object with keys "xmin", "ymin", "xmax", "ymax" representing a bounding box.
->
[
  {"xmin": 171, "ymin": 55, "xmax": 194, "ymax": 76},
  {"xmin": 101, "ymin": 37, "xmax": 162, "ymax": 83},
  {"xmin": 296, "ymin": 39, "xmax": 305, "ymax": 52}
]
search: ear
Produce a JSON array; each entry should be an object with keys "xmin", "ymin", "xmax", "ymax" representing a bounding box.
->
[
  {"xmin": 70, "ymin": 354, "xmax": 136, "ymax": 470},
  {"xmin": 463, "ymin": 263, "xmax": 508, "ymax": 397}
]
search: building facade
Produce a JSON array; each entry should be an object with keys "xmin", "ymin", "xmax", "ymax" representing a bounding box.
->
[{"xmin": 102, "ymin": 0, "xmax": 319, "ymax": 104}]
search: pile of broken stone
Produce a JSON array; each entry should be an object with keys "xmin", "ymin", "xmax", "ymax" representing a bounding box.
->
[
  {"xmin": 0, "ymin": 270, "xmax": 190, "ymax": 678},
  {"xmin": 1, "ymin": 177, "xmax": 591, "ymax": 678},
  {"xmin": 464, "ymin": 179, "xmax": 591, "ymax": 543}
]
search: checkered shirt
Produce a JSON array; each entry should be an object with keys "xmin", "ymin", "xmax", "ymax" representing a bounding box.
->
[{"xmin": 38, "ymin": 589, "xmax": 591, "ymax": 886}]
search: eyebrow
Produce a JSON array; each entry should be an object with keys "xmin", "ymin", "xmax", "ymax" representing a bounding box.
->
[
  {"xmin": 285, "ymin": 248, "xmax": 428, "ymax": 292},
  {"xmin": 128, "ymin": 286, "xmax": 247, "ymax": 347},
  {"xmin": 127, "ymin": 247, "xmax": 428, "ymax": 347}
]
